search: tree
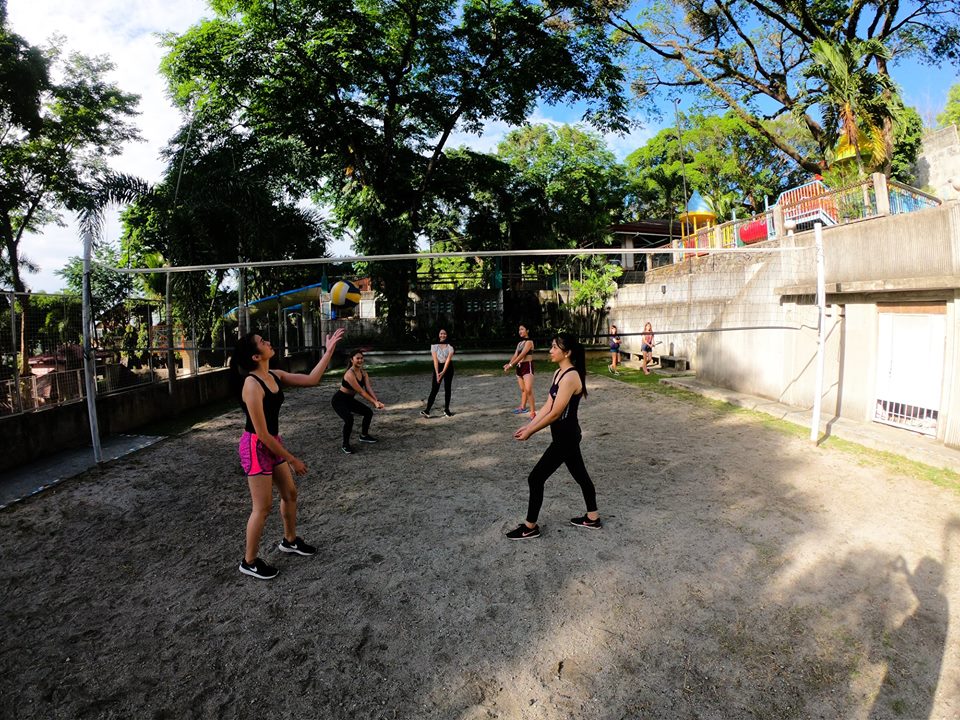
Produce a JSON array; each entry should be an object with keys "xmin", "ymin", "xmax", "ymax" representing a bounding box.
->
[
  {"xmin": 624, "ymin": 113, "xmax": 809, "ymax": 228},
  {"xmin": 585, "ymin": 0, "xmax": 959, "ymax": 174},
  {"xmin": 421, "ymin": 148, "xmax": 516, "ymax": 254},
  {"xmin": 0, "ymin": 26, "xmax": 139, "ymax": 376},
  {"xmin": 937, "ymin": 82, "xmax": 960, "ymax": 128},
  {"xmin": 1, "ymin": 44, "xmax": 140, "ymax": 294},
  {"xmin": 118, "ymin": 121, "xmax": 332, "ymax": 348},
  {"xmin": 890, "ymin": 106, "xmax": 924, "ymax": 184},
  {"xmin": 58, "ymin": 242, "xmax": 139, "ymax": 365},
  {"xmin": 797, "ymin": 38, "xmax": 900, "ymax": 177},
  {"xmin": 57, "ymin": 242, "xmax": 134, "ymax": 311},
  {"xmin": 624, "ymin": 128, "xmax": 685, "ymax": 234},
  {"xmin": 495, "ymin": 124, "xmax": 627, "ymax": 249},
  {"xmin": 0, "ymin": 0, "xmax": 48, "ymax": 136},
  {"xmin": 569, "ymin": 254, "xmax": 622, "ymax": 339},
  {"xmin": 422, "ymin": 125, "xmax": 626, "ymax": 293},
  {"xmin": 161, "ymin": 0, "xmax": 629, "ymax": 336}
]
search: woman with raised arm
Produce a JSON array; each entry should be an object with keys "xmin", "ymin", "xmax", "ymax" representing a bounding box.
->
[
  {"xmin": 503, "ymin": 323, "xmax": 536, "ymax": 417},
  {"xmin": 641, "ymin": 322, "xmax": 655, "ymax": 375},
  {"xmin": 332, "ymin": 349, "xmax": 385, "ymax": 454},
  {"xmin": 506, "ymin": 332, "xmax": 600, "ymax": 540},
  {"xmin": 421, "ymin": 328, "xmax": 455, "ymax": 418},
  {"xmin": 231, "ymin": 327, "xmax": 345, "ymax": 580}
]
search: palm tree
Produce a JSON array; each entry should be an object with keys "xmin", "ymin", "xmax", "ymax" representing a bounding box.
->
[
  {"xmin": 799, "ymin": 38, "xmax": 900, "ymax": 177},
  {"xmin": 77, "ymin": 172, "xmax": 153, "ymax": 242},
  {"xmin": 646, "ymin": 167, "xmax": 685, "ymax": 248}
]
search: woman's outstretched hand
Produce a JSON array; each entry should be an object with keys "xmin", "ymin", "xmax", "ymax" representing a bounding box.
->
[{"xmin": 324, "ymin": 328, "xmax": 345, "ymax": 349}]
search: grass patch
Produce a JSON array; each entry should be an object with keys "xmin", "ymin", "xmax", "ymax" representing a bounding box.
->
[
  {"xmin": 159, "ymin": 357, "xmax": 960, "ymax": 494},
  {"xmin": 818, "ymin": 436, "xmax": 960, "ymax": 494},
  {"xmin": 589, "ymin": 358, "xmax": 960, "ymax": 495}
]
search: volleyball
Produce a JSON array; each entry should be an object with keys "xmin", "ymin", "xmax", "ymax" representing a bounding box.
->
[{"xmin": 329, "ymin": 280, "xmax": 361, "ymax": 308}]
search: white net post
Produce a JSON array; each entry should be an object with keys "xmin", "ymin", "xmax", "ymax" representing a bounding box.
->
[
  {"xmin": 81, "ymin": 228, "xmax": 103, "ymax": 464},
  {"xmin": 811, "ymin": 223, "xmax": 826, "ymax": 442}
]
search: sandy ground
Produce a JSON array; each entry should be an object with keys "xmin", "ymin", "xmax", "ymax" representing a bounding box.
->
[{"xmin": 1, "ymin": 370, "xmax": 958, "ymax": 720}]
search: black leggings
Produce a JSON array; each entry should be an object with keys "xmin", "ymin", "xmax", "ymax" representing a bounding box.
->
[
  {"xmin": 426, "ymin": 366, "xmax": 454, "ymax": 413},
  {"xmin": 526, "ymin": 432, "xmax": 597, "ymax": 524},
  {"xmin": 331, "ymin": 391, "xmax": 372, "ymax": 444}
]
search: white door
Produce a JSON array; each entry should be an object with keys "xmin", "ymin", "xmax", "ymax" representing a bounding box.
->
[{"xmin": 874, "ymin": 306, "xmax": 945, "ymax": 435}]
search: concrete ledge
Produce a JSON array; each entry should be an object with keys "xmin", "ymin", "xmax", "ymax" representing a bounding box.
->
[
  {"xmin": 0, "ymin": 369, "xmax": 233, "ymax": 472},
  {"xmin": 657, "ymin": 354, "xmax": 689, "ymax": 371},
  {"xmin": 661, "ymin": 376, "xmax": 960, "ymax": 474}
]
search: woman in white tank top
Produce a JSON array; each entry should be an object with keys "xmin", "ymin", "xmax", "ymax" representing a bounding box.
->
[{"xmin": 421, "ymin": 328, "xmax": 455, "ymax": 418}]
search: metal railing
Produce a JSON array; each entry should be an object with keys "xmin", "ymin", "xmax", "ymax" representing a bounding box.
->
[
  {"xmin": 0, "ymin": 292, "xmax": 244, "ymax": 418},
  {"xmin": 669, "ymin": 176, "xmax": 943, "ymax": 262},
  {"xmin": 888, "ymin": 181, "xmax": 941, "ymax": 215}
]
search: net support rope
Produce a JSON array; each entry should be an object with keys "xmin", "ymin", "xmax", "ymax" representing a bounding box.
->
[{"xmin": 97, "ymin": 245, "xmax": 808, "ymax": 275}]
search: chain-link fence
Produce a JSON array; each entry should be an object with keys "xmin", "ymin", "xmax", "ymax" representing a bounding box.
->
[{"xmin": 0, "ymin": 291, "xmax": 248, "ymax": 417}]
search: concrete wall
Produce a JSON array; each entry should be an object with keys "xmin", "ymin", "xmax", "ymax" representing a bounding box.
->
[
  {"xmin": 914, "ymin": 125, "xmax": 960, "ymax": 200},
  {"xmin": 941, "ymin": 293, "xmax": 960, "ymax": 449},
  {"xmin": 609, "ymin": 200, "xmax": 960, "ymax": 448},
  {"xmin": 0, "ymin": 369, "xmax": 234, "ymax": 472}
]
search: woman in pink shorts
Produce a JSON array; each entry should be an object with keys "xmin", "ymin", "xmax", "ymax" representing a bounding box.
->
[
  {"xmin": 503, "ymin": 323, "xmax": 536, "ymax": 417},
  {"xmin": 231, "ymin": 327, "xmax": 344, "ymax": 580}
]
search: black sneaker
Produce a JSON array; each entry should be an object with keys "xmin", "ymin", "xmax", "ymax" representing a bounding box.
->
[
  {"xmin": 570, "ymin": 514, "xmax": 603, "ymax": 529},
  {"xmin": 420, "ymin": 410, "xmax": 431, "ymax": 418},
  {"xmin": 505, "ymin": 523, "xmax": 541, "ymax": 540},
  {"xmin": 278, "ymin": 537, "xmax": 317, "ymax": 556},
  {"xmin": 443, "ymin": 409, "xmax": 454, "ymax": 417},
  {"xmin": 239, "ymin": 558, "xmax": 279, "ymax": 580},
  {"xmin": 341, "ymin": 444, "xmax": 354, "ymax": 455},
  {"xmin": 358, "ymin": 434, "xmax": 378, "ymax": 443}
]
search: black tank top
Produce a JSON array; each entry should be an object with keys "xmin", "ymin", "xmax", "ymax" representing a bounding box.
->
[
  {"xmin": 549, "ymin": 367, "xmax": 582, "ymax": 437},
  {"xmin": 341, "ymin": 368, "xmax": 367, "ymax": 394},
  {"xmin": 242, "ymin": 372, "xmax": 284, "ymax": 435}
]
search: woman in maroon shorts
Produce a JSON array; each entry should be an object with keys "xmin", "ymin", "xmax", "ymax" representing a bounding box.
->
[
  {"xmin": 503, "ymin": 323, "xmax": 536, "ymax": 417},
  {"xmin": 230, "ymin": 327, "xmax": 344, "ymax": 580}
]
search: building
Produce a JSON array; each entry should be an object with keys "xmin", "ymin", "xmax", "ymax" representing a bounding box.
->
[{"xmin": 610, "ymin": 178, "xmax": 960, "ymax": 450}]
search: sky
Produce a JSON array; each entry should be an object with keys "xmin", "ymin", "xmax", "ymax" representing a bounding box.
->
[{"xmin": 6, "ymin": 0, "xmax": 958, "ymax": 292}]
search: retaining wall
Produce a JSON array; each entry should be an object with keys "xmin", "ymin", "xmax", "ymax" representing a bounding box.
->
[{"xmin": 609, "ymin": 201, "xmax": 960, "ymax": 448}]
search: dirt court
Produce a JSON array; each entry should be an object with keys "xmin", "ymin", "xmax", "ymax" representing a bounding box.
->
[{"xmin": 1, "ymin": 370, "xmax": 958, "ymax": 719}]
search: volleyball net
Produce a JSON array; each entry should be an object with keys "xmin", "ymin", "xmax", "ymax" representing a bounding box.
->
[
  {"xmin": 3, "ymin": 241, "xmax": 818, "ymax": 417},
  {"xmin": 101, "ymin": 241, "xmax": 817, "ymax": 349}
]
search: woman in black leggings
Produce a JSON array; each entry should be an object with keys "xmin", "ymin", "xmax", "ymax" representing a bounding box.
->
[
  {"xmin": 506, "ymin": 332, "xmax": 600, "ymax": 539},
  {"xmin": 332, "ymin": 350, "xmax": 385, "ymax": 454},
  {"xmin": 421, "ymin": 328, "xmax": 455, "ymax": 418}
]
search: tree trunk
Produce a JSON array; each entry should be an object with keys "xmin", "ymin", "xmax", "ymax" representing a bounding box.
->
[
  {"xmin": 874, "ymin": 57, "xmax": 895, "ymax": 177},
  {"xmin": 361, "ymin": 208, "xmax": 417, "ymax": 342},
  {"xmin": 1, "ymin": 212, "xmax": 33, "ymax": 382}
]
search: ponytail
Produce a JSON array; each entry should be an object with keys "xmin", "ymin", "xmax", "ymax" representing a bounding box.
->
[{"xmin": 229, "ymin": 332, "xmax": 260, "ymax": 397}]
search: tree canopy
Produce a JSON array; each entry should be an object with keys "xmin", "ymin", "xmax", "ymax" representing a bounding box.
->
[
  {"xmin": 0, "ymin": 36, "xmax": 140, "ymax": 294},
  {"xmin": 625, "ymin": 113, "xmax": 810, "ymax": 224},
  {"xmin": 495, "ymin": 124, "xmax": 626, "ymax": 248},
  {"xmin": 938, "ymin": 82, "xmax": 960, "ymax": 128},
  {"xmin": 161, "ymin": 0, "xmax": 630, "ymax": 332},
  {"xmin": 589, "ymin": 0, "xmax": 958, "ymax": 173},
  {"xmin": 0, "ymin": 0, "xmax": 48, "ymax": 136},
  {"xmin": 797, "ymin": 38, "xmax": 899, "ymax": 176}
]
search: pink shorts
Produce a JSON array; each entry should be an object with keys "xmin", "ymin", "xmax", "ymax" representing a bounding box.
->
[
  {"xmin": 515, "ymin": 361, "xmax": 533, "ymax": 378},
  {"xmin": 239, "ymin": 431, "xmax": 286, "ymax": 476}
]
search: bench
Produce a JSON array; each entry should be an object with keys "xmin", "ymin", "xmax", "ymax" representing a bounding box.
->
[{"xmin": 655, "ymin": 354, "xmax": 689, "ymax": 372}]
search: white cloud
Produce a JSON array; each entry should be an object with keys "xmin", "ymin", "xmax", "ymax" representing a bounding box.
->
[
  {"xmin": 6, "ymin": 0, "xmax": 210, "ymax": 291},
  {"xmin": 446, "ymin": 108, "xmax": 654, "ymax": 161},
  {"xmin": 6, "ymin": 2, "xmax": 652, "ymax": 290},
  {"xmin": 445, "ymin": 118, "xmax": 514, "ymax": 155},
  {"xmin": 602, "ymin": 124, "xmax": 655, "ymax": 161}
]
